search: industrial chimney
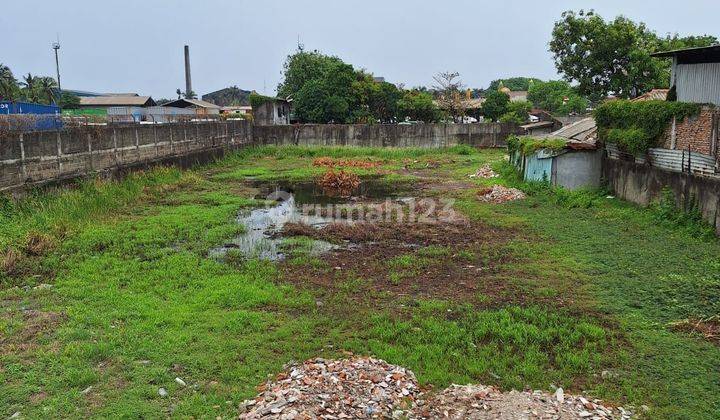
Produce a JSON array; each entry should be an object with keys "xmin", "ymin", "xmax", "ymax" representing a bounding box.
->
[{"xmin": 184, "ymin": 45, "xmax": 192, "ymax": 97}]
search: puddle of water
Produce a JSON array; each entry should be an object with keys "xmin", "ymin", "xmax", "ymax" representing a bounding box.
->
[{"xmin": 211, "ymin": 181, "xmax": 403, "ymax": 261}]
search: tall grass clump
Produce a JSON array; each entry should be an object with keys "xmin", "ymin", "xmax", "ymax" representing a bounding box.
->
[
  {"xmin": 223, "ymin": 145, "xmax": 478, "ymax": 164},
  {"xmin": 0, "ymin": 167, "xmax": 184, "ymax": 249}
]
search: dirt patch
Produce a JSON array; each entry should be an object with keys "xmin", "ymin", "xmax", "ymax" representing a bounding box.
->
[
  {"xmin": 279, "ymin": 219, "xmax": 521, "ymax": 307},
  {"xmin": 0, "ymin": 309, "xmax": 66, "ymax": 355},
  {"xmin": 670, "ymin": 316, "xmax": 720, "ymax": 345}
]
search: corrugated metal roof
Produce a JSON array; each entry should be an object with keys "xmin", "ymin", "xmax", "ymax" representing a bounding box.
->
[
  {"xmin": 79, "ymin": 95, "xmax": 154, "ymax": 107},
  {"xmin": 632, "ymin": 89, "xmax": 669, "ymax": 102},
  {"xmin": 549, "ymin": 117, "xmax": 597, "ymax": 142},
  {"xmin": 651, "ymin": 44, "xmax": 720, "ymax": 58},
  {"xmin": 520, "ymin": 121, "xmax": 554, "ymax": 129},
  {"xmin": 162, "ymin": 98, "xmax": 221, "ymax": 109}
]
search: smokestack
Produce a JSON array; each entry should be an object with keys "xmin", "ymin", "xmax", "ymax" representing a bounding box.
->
[{"xmin": 184, "ymin": 45, "xmax": 192, "ymax": 96}]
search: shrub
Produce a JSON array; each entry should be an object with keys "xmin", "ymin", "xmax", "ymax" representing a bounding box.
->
[
  {"xmin": 594, "ymin": 100, "xmax": 701, "ymax": 155},
  {"xmin": 507, "ymin": 135, "xmax": 567, "ymax": 156}
]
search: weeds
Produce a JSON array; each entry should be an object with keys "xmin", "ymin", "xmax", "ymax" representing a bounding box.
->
[
  {"xmin": 1, "ymin": 247, "xmax": 21, "ymax": 275},
  {"xmin": 317, "ymin": 170, "xmax": 361, "ymax": 197},
  {"xmin": 23, "ymin": 231, "xmax": 55, "ymax": 256},
  {"xmin": 651, "ymin": 187, "xmax": 715, "ymax": 238}
]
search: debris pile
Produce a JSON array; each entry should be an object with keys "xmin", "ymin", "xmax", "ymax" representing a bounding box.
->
[
  {"xmin": 317, "ymin": 170, "xmax": 361, "ymax": 197},
  {"xmin": 469, "ymin": 164, "xmax": 499, "ymax": 179},
  {"xmin": 413, "ymin": 384, "xmax": 633, "ymax": 419},
  {"xmin": 477, "ymin": 185, "xmax": 526, "ymax": 204},
  {"xmin": 240, "ymin": 357, "xmax": 419, "ymax": 419},
  {"xmin": 313, "ymin": 157, "xmax": 381, "ymax": 169}
]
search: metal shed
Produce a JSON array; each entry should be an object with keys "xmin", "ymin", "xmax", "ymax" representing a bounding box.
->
[{"xmin": 652, "ymin": 45, "xmax": 720, "ymax": 106}]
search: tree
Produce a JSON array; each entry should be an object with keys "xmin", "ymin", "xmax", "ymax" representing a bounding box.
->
[
  {"xmin": 184, "ymin": 90, "xmax": 197, "ymax": 99},
  {"xmin": 397, "ymin": 90, "xmax": 439, "ymax": 122},
  {"xmin": 277, "ymin": 49, "xmax": 347, "ymax": 99},
  {"xmin": 499, "ymin": 100, "xmax": 532, "ymax": 124},
  {"xmin": 433, "ymin": 71, "xmax": 467, "ymax": 122},
  {"xmin": 488, "ymin": 77, "xmax": 542, "ymax": 92},
  {"xmin": 0, "ymin": 64, "xmax": 19, "ymax": 101},
  {"xmin": 527, "ymin": 80, "xmax": 589, "ymax": 115},
  {"xmin": 37, "ymin": 77, "xmax": 58, "ymax": 104},
  {"xmin": 21, "ymin": 73, "xmax": 40, "ymax": 103},
  {"xmin": 57, "ymin": 91, "xmax": 80, "ymax": 109},
  {"xmin": 550, "ymin": 10, "xmax": 717, "ymax": 100},
  {"xmin": 481, "ymin": 91, "xmax": 510, "ymax": 122}
]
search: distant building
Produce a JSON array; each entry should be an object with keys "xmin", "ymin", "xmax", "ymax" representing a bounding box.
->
[
  {"xmin": 161, "ymin": 98, "xmax": 221, "ymax": 115},
  {"xmin": 78, "ymin": 95, "xmax": 156, "ymax": 108},
  {"xmin": 253, "ymin": 98, "xmax": 291, "ymax": 126},
  {"xmin": 499, "ymin": 86, "xmax": 529, "ymax": 102},
  {"xmin": 221, "ymin": 106, "xmax": 252, "ymax": 115},
  {"xmin": 652, "ymin": 45, "xmax": 720, "ymax": 105},
  {"xmin": 631, "ymin": 88, "xmax": 669, "ymax": 102}
]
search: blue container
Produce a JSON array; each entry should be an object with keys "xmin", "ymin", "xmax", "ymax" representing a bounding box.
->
[{"xmin": 0, "ymin": 101, "xmax": 63, "ymax": 130}]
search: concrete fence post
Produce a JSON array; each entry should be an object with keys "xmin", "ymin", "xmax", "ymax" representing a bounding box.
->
[
  {"xmin": 154, "ymin": 125, "xmax": 159, "ymax": 158},
  {"xmin": 87, "ymin": 132, "xmax": 94, "ymax": 171},
  {"xmin": 19, "ymin": 132, "xmax": 26, "ymax": 181},
  {"xmin": 134, "ymin": 127, "xmax": 140, "ymax": 161},
  {"xmin": 56, "ymin": 131, "xmax": 62, "ymax": 174},
  {"xmin": 112, "ymin": 128, "xmax": 119, "ymax": 167}
]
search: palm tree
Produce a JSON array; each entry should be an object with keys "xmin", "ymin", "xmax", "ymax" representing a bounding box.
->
[
  {"xmin": 37, "ymin": 77, "xmax": 58, "ymax": 104},
  {"xmin": 0, "ymin": 63, "xmax": 15, "ymax": 83},
  {"xmin": 0, "ymin": 79, "xmax": 19, "ymax": 101},
  {"xmin": 21, "ymin": 73, "xmax": 39, "ymax": 102},
  {"xmin": 0, "ymin": 64, "xmax": 19, "ymax": 101}
]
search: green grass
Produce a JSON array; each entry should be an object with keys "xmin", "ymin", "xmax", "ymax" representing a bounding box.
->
[{"xmin": 1, "ymin": 145, "xmax": 719, "ymax": 418}]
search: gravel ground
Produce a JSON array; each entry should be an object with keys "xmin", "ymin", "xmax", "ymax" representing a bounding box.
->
[{"xmin": 239, "ymin": 357, "xmax": 636, "ymax": 419}]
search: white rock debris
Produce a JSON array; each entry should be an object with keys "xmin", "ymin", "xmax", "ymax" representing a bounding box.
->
[{"xmin": 239, "ymin": 357, "xmax": 635, "ymax": 419}]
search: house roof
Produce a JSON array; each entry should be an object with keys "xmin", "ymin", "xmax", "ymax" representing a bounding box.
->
[
  {"xmin": 651, "ymin": 45, "xmax": 720, "ymax": 64},
  {"xmin": 508, "ymin": 91, "xmax": 528, "ymax": 100},
  {"xmin": 521, "ymin": 121, "xmax": 554, "ymax": 130},
  {"xmin": 632, "ymin": 89, "xmax": 669, "ymax": 102},
  {"xmin": 551, "ymin": 117, "xmax": 597, "ymax": 142},
  {"xmin": 79, "ymin": 95, "xmax": 155, "ymax": 107},
  {"xmin": 162, "ymin": 98, "xmax": 221, "ymax": 109}
]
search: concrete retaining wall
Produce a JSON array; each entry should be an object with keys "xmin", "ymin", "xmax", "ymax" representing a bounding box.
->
[
  {"xmin": 603, "ymin": 156, "xmax": 720, "ymax": 234},
  {"xmin": 0, "ymin": 121, "xmax": 517, "ymax": 192},
  {"xmin": 253, "ymin": 123, "xmax": 521, "ymax": 148},
  {"xmin": 0, "ymin": 120, "xmax": 253, "ymax": 192}
]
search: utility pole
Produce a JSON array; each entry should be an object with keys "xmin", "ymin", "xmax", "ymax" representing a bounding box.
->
[{"xmin": 52, "ymin": 35, "xmax": 61, "ymax": 91}]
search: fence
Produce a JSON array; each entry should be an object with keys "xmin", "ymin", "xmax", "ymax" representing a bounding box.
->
[
  {"xmin": 0, "ymin": 120, "xmax": 518, "ymax": 191},
  {"xmin": 0, "ymin": 120, "xmax": 252, "ymax": 191},
  {"xmin": 605, "ymin": 143, "xmax": 719, "ymax": 177}
]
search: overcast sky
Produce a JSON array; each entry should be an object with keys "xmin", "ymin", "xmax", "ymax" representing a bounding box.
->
[{"xmin": 2, "ymin": 0, "xmax": 718, "ymax": 99}]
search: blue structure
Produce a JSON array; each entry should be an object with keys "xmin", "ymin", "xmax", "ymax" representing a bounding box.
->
[{"xmin": 0, "ymin": 101, "xmax": 63, "ymax": 130}]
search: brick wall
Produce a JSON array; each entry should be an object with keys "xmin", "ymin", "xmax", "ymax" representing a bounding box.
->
[{"xmin": 660, "ymin": 107, "xmax": 719, "ymax": 156}]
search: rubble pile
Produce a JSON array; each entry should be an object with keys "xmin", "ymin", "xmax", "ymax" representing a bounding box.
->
[
  {"xmin": 240, "ymin": 357, "xmax": 637, "ymax": 419},
  {"xmin": 469, "ymin": 164, "xmax": 499, "ymax": 179},
  {"xmin": 477, "ymin": 185, "xmax": 526, "ymax": 204},
  {"xmin": 240, "ymin": 357, "xmax": 419, "ymax": 419},
  {"xmin": 413, "ymin": 384, "xmax": 634, "ymax": 419}
]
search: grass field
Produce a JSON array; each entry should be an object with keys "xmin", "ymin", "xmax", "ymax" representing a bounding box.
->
[{"xmin": 1, "ymin": 145, "xmax": 719, "ymax": 418}]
